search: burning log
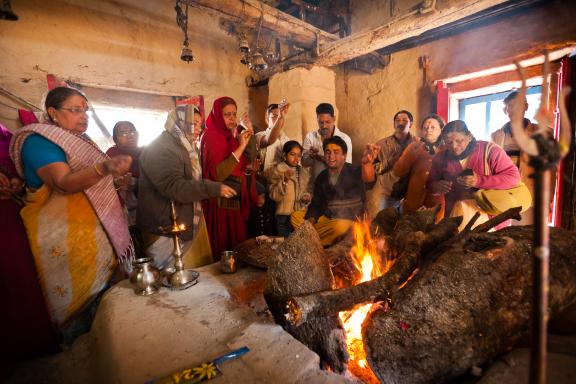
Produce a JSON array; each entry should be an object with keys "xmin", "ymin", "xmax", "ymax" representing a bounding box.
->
[
  {"xmin": 263, "ymin": 221, "xmax": 349, "ymax": 373},
  {"xmin": 364, "ymin": 226, "xmax": 576, "ymax": 384},
  {"xmin": 284, "ymin": 214, "xmax": 461, "ymax": 326}
]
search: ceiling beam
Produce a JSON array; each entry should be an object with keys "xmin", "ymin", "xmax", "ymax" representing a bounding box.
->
[
  {"xmin": 315, "ymin": 0, "xmax": 527, "ymax": 66},
  {"xmin": 181, "ymin": 0, "xmax": 339, "ymax": 47}
]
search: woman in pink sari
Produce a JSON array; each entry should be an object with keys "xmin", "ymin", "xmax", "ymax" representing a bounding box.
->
[{"xmin": 201, "ymin": 97, "xmax": 258, "ymax": 258}]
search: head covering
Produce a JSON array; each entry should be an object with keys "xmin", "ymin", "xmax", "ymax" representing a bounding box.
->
[
  {"xmin": 164, "ymin": 105, "xmax": 203, "ymax": 236},
  {"xmin": 201, "ymin": 97, "xmax": 246, "ymax": 181}
]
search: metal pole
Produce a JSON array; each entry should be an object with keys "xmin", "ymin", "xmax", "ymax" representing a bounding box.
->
[{"xmin": 530, "ymin": 169, "xmax": 550, "ymax": 384}]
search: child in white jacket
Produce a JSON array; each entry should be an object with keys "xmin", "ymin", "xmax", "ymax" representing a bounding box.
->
[{"xmin": 268, "ymin": 141, "xmax": 311, "ymax": 237}]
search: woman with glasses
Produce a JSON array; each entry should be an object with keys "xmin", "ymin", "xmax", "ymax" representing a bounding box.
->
[
  {"xmin": 200, "ymin": 97, "xmax": 260, "ymax": 258},
  {"xmin": 427, "ymin": 120, "xmax": 521, "ymax": 231},
  {"xmin": 106, "ymin": 121, "xmax": 142, "ymax": 226},
  {"xmin": 9, "ymin": 86, "xmax": 134, "ymax": 342}
]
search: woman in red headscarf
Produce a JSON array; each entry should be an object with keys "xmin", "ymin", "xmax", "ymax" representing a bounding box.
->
[{"xmin": 201, "ymin": 97, "xmax": 259, "ymax": 258}]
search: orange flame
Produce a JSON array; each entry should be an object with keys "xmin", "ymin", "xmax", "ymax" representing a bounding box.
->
[{"xmin": 338, "ymin": 219, "xmax": 391, "ymax": 383}]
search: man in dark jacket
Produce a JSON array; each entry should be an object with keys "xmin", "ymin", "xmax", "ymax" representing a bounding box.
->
[{"xmin": 292, "ymin": 136, "xmax": 375, "ymax": 246}]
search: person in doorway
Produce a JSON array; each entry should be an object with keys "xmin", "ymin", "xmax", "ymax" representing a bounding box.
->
[
  {"xmin": 490, "ymin": 90, "xmax": 556, "ymax": 225},
  {"xmin": 302, "ymin": 103, "xmax": 352, "ymax": 183},
  {"xmin": 292, "ymin": 136, "xmax": 375, "ymax": 246},
  {"xmin": 106, "ymin": 121, "xmax": 142, "ymax": 226}
]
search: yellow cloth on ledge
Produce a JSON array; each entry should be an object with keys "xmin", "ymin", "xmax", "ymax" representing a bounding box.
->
[
  {"xmin": 290, "ymin": 210, "xmax": 354, "ymax": 247},
  {"xmin": 20, "ymin": 185, "xmax": 116, "ymax": 327}
]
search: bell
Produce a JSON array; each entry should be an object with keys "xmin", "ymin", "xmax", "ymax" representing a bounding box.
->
[
  {"xmin": 240, "ymin": 53, "xmax": 251, "ymax": 66},
  {"xmin": 250, "ymin": 51, "xmax": 268, "ymax": 71},
  {"xmin": 265, "ymin": 47, "xmax": 276, "ymax": 62},
  {"xmin": 0, "ymin": 0, "xmax": 18, "ymax": 21},
  {"xmin": 239, "ymin": 38, "xmax": 250, "ymax": 54},
  {"xmin": 180, "ymin": 44, "xmax": 194, "ymax": 63}
]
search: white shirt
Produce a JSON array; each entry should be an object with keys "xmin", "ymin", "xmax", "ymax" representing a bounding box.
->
[
  {"xmin": 255, "ymin": 128, "xmax": 291, "ymax": 175},
  {"xmin": 302, "ymin": 127, "xmax": 353, "ymax": 181}
]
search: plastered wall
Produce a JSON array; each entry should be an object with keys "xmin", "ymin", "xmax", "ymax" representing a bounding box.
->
[
  {"xmin": 337, "ymin": 0, "xmax": 576, "ymax": 163},
  {"xmin": 0, "ymin": 0, "xmax": 251, "ymax": 131}
]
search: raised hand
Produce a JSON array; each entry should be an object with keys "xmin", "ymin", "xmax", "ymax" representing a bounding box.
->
[
  {"xmin": 239, "ymin": 112, "xmax": 253, "ymax": 131},
  {"xmin": 362, "ymin": 143, "xmax": 380, "ymax": 164}
]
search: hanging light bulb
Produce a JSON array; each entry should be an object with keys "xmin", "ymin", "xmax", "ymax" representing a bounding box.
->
[{"xmin": 250, "ymin": 51, "xmax": 268, "ymax": 71}]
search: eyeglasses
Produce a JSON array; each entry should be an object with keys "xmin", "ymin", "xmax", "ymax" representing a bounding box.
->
[
  {"xmin": 59, "ymin": 107, "xmax": 90, "ymax": 115},
  {"xmin": 117, "ymin": 131, "xmax": 137, "ymax": 137}
]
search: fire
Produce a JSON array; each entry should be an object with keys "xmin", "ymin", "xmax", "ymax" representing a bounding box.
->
[{"xmin": 338, "ymin": 220, "xmax": 391, "ymax": 383}]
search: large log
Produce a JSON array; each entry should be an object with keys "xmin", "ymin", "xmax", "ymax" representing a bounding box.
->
[
  {"xmin": 364, "ymin": 226, "xmax": 576, "ymax": 384},
  {"xmin": 285, "ymin": 216, "xmax": 462, "ymax": 326},
  {"xmin": 263, "ymin": 221, "xmax": 349, "ymax": 373}
]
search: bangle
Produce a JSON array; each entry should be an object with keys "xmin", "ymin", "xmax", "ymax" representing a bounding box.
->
[{"xmin": 93, "ymin": 163, "xmax": 105, "ymax": 177}]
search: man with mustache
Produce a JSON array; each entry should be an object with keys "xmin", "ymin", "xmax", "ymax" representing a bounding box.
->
[
  {"xmin": 302, "ymin": 103, "xmax": 352, "ymax": 183},
  {"xmin": 369, "ymin": 110, "xmax": 418, "ymax": 212}
]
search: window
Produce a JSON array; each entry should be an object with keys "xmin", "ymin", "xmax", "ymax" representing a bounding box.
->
[
  {"xmin": 459, "ymin": 86, "xmax": 542, "ymax": 140},
  {"xmin": 86, "ymin": 105, "xmax": 168, "ymax": 151}
]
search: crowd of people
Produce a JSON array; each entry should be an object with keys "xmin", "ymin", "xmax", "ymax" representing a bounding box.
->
[{"xmin": 1, "ymin": 86, "xmax": 544, "ymax": 359}]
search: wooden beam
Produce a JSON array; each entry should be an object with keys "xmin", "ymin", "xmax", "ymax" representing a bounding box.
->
[
  {"xmin": 181, "ymin": 0, "xmax": 339, "ymax": 47},
  {"xmin": 447, "ymin": 62, "xmax": 561, "ymax": 94},
  {"xmin": 316, "ymin": 0, "xmax": 520, "ymax": 66}
]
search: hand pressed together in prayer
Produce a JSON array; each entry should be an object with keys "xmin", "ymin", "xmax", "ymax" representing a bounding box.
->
[
  {"xmin": 301, "ymin": 192, "xmax": 311, "ymax": 203},
  {"xmin": 362, "ymin": 143, "xmax": 380, "ymax": 164},
  {"xmin": 219, "ymin": 184, "xmax": 237, "ymax": 199}
]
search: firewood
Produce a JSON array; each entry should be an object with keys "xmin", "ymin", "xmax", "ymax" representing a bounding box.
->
[
  {"xmin": 284, "ymin": 215, "xmax": 461, "ymax": 326},
  {"xmin": 364, "ymin": 226, "xmax": 576, "ymax": 384},
  {"xmin": 263, "ymin": 221, "xmax": 349, "ymax": 373}
]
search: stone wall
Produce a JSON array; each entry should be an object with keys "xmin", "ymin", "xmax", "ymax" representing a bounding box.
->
[{"xmin": 0, "ymin": 0, "xmax": 251, "ymax": 132}]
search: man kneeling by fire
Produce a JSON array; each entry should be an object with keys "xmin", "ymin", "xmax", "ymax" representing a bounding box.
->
[{"xmin": 291, "ymin": 136, "xmax": 377, "ymax": 246}]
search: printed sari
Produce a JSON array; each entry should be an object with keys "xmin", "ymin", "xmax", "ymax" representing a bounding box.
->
[{"xmin": 10, "ymin": 123, "xmax": 133, "ymax": 326}]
